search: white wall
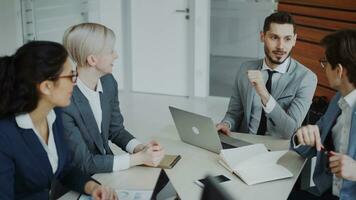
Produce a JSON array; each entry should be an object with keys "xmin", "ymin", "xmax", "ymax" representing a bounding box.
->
[
  {"xmin": 0, "ymin": 0, "xmax": 22, "ymax": 55},
  {"xmin": 98, "ymin": 0, "xmax": 125, "ymax": 89},
  {"xmin": 210, "ymin": 0, "xmax": 275, "ymax": 58},
  {"xmin": 0, "ymin": 0, "xmax": 210, "ymax": 96}
]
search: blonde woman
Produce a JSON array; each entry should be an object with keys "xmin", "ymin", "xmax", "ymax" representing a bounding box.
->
[{"xmin": 62, "ymin": 23, "xmax": 165, "ymax": 174}]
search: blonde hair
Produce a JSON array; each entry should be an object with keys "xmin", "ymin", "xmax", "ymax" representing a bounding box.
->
[{"xmin": 63, "ymin": 23, "xmax": 116, "ymax": 67}]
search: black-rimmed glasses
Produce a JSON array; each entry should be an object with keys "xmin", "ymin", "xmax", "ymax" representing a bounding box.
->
[
  {"xmin": 54, "ymin": 70, "xmax": 78, "ymax": 83},
  {"xmin": 319, "ymin": 57, "xmax": 328, "ymax": 69}
]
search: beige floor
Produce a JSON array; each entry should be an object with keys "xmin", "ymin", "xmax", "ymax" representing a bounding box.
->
[{"xmin": 117, "ymin": 91, "xmax": 229, "ymax": 142}]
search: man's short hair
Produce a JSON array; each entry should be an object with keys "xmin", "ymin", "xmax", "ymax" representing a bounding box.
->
[
  {"xmin": 321, "ymin": 29, "xmax": 356, "ymax": 87},
  {"xmin": 263, "ymin": 12, "xmax": 296, "ymax": 34}
]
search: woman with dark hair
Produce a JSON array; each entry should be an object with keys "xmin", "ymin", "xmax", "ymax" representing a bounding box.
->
[{"xmin": 0, "ymin": 41, "xmax": 117, "ymax": 200}]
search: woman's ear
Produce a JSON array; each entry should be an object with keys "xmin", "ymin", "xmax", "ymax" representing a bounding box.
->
[
  {"xmin": 38, "ymin": 80, "xmax": 53, "ymax": 96},
  {"xmin": 86, "ymin": 55, "xmax": 97, "ymax": 67}
]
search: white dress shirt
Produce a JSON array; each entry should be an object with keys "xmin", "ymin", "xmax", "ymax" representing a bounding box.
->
[
  {"xmin": 331, "ymin": 89, "xmax": 356, "ymax": 196},
  {"xmin": 248, "ymin": 57, "xmax": 290, "ymax": 134},
  {"xmin": 77, "ymin": 77, "xmax": 141, "ymax": 171},
  {"xmin": 15, "ymin": 110, "xmax": 58, "ymax": 173}
]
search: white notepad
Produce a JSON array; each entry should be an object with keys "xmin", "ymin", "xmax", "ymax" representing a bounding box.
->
[{"xmin": 219, "ymin": 143, "xmax": 293, "ymax": 185}]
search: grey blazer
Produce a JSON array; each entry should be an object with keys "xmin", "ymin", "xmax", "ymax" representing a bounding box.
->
[
  {"xmin": 62, "ymin": 74, "xmax": 135, "ymax": 174},
  {"xmin": 222, "ymin": 58, "xmax": 317, "ymax": 139}
]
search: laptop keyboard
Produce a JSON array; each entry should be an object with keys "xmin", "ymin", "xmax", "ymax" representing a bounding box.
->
[{"xmin": 221, "ymin": 142, "xmax": 236, "ymax": 149}]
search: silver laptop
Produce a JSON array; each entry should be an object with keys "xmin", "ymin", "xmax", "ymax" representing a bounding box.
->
[{"xmin": 169, "ymin": 106, "xmax": 251, "ymax": 154}]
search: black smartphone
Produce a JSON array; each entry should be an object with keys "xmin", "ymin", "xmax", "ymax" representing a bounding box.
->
[{"xmin": 195, "ymin": 175, "xmax": 231, "ymax": 188}]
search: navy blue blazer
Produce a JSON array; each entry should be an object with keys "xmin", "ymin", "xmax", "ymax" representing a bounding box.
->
[
  {"xmin": 292, "ymin": 93, "xmax": 356, "ymax": 199},
  {"xmin": 0, "ymin": 108, "xmax": 93, "ymax": 200}
]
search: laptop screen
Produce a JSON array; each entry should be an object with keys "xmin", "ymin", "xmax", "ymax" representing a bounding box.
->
[{"xmin": 151, "ymin": 170, "xmax": 179, "ymax": 200}]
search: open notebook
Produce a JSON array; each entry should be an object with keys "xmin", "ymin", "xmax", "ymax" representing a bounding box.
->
[{"xmin": 219, "ymin": 144, "xmax": 293, "ymax": 185}]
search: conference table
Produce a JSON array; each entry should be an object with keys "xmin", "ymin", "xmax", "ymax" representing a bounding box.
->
[{"xmin": 60, "ymin": 125, "xmax": 306, "ymax": 200}]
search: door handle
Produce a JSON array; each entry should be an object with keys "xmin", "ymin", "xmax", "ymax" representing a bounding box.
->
[{"xmin": 175, "ymin": 8, "xmax": 189, "ymax": 13}]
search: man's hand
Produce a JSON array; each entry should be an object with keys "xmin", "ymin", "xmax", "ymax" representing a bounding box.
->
[
  {"xmin": 329, "ymin": 152, "xmax": 356, "ymax": 181},
  {"xmin": 247, "ymin": 70, "xmax": 270, "ymax": 105},
  {"xmin": 295, "ymin": 125, "xmax": 323, "ymax": 151},
  {"xmin": 216, "ymin": 122, "xmax": 231, "ymax": 135}
]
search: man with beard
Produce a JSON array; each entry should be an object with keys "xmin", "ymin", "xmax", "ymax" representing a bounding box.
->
[{"xmin": 216, "ymin": 12, "xmax": 317, "ymax": 139}]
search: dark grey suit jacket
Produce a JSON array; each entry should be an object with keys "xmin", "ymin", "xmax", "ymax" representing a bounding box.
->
[
  {"xmin": 222, "ymin": 58, "xmax": 317, "ymax": 139},
  {"xmin": 62, "ymin": 74, "xmax": 135, "ymax": 174}
]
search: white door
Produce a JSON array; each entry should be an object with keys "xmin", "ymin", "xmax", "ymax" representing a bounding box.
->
[{"xmin": 130, "ymin": 0, "xmax": 189, "ymax": 96}]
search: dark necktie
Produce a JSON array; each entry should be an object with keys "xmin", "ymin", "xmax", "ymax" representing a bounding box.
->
[{"xmin": 257, "ymin": 70, "xmax": 276, "ymax": 135}]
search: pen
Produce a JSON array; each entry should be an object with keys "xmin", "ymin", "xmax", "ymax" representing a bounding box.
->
[{"xmin": 320, "ymin": 146, "xmax": 335, "ymax": 157}]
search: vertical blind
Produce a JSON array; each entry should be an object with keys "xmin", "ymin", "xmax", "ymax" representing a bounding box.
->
[{"xmin": 20, "ymin": 0, "xmax": 98, "ymax": 43}]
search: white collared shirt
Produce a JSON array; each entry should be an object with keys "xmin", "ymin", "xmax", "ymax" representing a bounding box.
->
[
  {"xmin": 248, "ymin": 57, "xmax": 290, "ymax": 134},
  {"xmin": 77, "ymin": 77, "xmax": 141, "ymax": 171},
  {"xmin": 331, "ymin": 89, "xmax": 356, "ymax": 196},
  {"xmin": 15, "ymin": 110, "xmax": 58, "ymax": 174}
]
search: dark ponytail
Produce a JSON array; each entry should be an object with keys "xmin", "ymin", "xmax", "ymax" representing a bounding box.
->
[
  {"xmin": 0, "ymin": 56, "xmax": 16, "ymax": 116},
  {"xmin": 0, "ymin": 41, "xmax": 68, "ymax": 118}
]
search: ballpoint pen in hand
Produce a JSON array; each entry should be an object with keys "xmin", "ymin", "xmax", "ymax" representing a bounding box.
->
[{"xmin": 320, "ymin": 146, "xmax": 335, "ymax": 157}]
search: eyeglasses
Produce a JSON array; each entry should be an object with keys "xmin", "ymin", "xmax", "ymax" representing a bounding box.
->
[
  {"xmin": 319, "ymin": 57, "xmax": 328, "ymax": 69},
  {"xmin": 54, "ymin": 70, "xmax": 78, "ymax": 83}
]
